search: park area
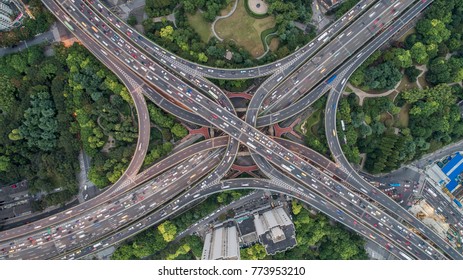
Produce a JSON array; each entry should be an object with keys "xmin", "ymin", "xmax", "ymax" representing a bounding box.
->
[
  {"xmin": 186, "ymin": 12, "xmax": 212, "ymax": 42},
  {"xmin": 214, "ymin": 0, "xmax": 276, "ymax": 57}
]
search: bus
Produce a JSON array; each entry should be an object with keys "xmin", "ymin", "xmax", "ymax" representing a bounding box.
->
[
  {"xmin": 64, "ymin": 21, "xmax": 74, "ymax": 31},
  {"xmin": 208, "ymin": 90, "xmax": 218, "ymax": 99},
  {"xmin": 426, "ymin": 188, "xmax": 437, "ymax": 197},
  {"xmin": 399, "ymin": 251, "xmax": 412, "ymax": 260},
  {"xmin": 281, "ymin": 164, "xmax": 292, "ymax": 173},
  {"xmin": 318, "ymin": 32, "xmax": 328, "ymax": 42},
  {"xmin": 246, "ymin": 141, "xmax": 256, "ymax": 150},
  {"xmin": 454, "ymin": 198, "xmax": 462, "ymax": 208},
  {"xmin": 326, "ymin": 74, "xmax": 337, "ymax": 84}
]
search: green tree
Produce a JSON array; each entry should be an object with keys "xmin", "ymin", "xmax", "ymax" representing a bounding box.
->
[
  {"xmin": 240, "ymin": 244, "xmax": 267, "ymax": 260},
  {"xmin": 384, "ymin": 48, "xmax": 413, "ymax": 69},
  {"xmin": 159, "ymin": 25, "xmax": 174, "ymax": 41},
  {"xmin": 8, "ymin": 128, "xmax": 23, "ymax": 141},
  {"xmin": 158, "ymin": 221, "xmax": 177, "ymax": 242},
  {"xmin": 292, "ymin": 200, "xmax": 303, "ymax": 215},
  {"xmin": 0, "ymin": 155, "xmax": 10, "ymax": 172},
  {"xmin": 127, "ymin": 15, "xmax": 137, "ymax": 26},
  {"xmin": 171, "ymin": 123, "xmax": 188, "ymax": 138},
  {"xmin": 410, "ymin": 42, "xmax": 428, "ymax": 64},
  {"xmin": 416, "ymin": 18, "xmax": 451, "ymax": 45},
  {"xmin": 0, "ymin": 74, "xmax": 16, "ymax": 112},
  {"xmin": 20, "ymin": 91, "xmax": 58, "ymax": 151},
  {"xmin": 404, "ymin": 66, "xmax": 421, "ymax": 83}
]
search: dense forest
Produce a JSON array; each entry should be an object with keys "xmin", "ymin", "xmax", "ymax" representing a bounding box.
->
[
  {"xmin": 241, "ymin": 200, "xmax": 368, "ymax": 260},
  {"xmin": 0, "ymin": 43, "xmax": 186, "ymax": 209},
  {"xmin": 0, "ymin": 43, "xmax": 137, "ymax": 209},
  {"xmin": 340, "ymin": 0, "xmax": 463, "ymax": 174}
]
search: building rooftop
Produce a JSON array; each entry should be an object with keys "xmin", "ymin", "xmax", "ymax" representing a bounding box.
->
[
  {"xmin": 201, "ymin": 225, "xmax": 240, "ymax": 260},
  {"xmin": 441, "ymin": 153, "xmax": 463, "ymax": 193},
  {"xmin": 252, "ymin": 207, "xmax": 297, "ymax": 255},
  {"xmin": 260, "ymin": 224, "xmax": 297, "ymax": 255}
]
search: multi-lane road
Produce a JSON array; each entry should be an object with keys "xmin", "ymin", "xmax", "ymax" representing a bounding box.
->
[{"xmin": 1, "ymin": 0, "xmax": 460, "ymax": 260}]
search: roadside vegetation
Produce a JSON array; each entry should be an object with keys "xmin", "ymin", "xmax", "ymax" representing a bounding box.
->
[
  {"xmin": 0, "ymin": 42, "xmax": 185, "ymax": 210},
  {"xmin": 0, "ymin": 0, "xmax": 55, "ymax": 48},
  {"xmin": 111, "ymin": 190, "xmax": 249, "ymax": 259},
  {"xmin": 328, "ymin": 0, "xmax": 361, "ymax": 19},
  {"xmin": 112, "ymin": 195, "xmax": 367, "ymax": 260},
  {"xmin": 141, "ymin": 0, "xmax": 314, "ymax": 71},
  {"xmin": 241, "ymin": 200, "xmax": 368, "ymax": 260},
  {"xmin": 299, "ymin": 96, "xmax": 330, "ymax": 158},
  {"xmin": 339, "ymin": 0, "xmax": 463, "ymax": 174}
]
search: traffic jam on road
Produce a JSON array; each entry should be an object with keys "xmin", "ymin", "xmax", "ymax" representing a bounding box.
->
[{"xmin": 2, "ymin": 0, "xmax": 461, "ymax": 261}]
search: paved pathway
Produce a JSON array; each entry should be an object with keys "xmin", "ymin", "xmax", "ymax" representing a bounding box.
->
[
  {"xmin": 211, "ymin": 0, "xmax": 239, "ymax": 41},
  {"xmin": 152, "ymin": 13, "xmax": 177, "ymax": 28},
  {"xmin": 0, "ymin": 23, "xmax": 59, "ymax": 57},
  {"xmin": 345, "ymin": 81, "xmax": 399, "ymax": 105},
  {"xmin": 256, "ymin": 31, "xmax": 278, "ymax": 60}
]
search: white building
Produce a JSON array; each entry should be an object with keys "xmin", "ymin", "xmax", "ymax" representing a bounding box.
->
[
  {"xmin": 0, "ymin": 0, "xmax": 13, "ymax": 31},
  {"xmin": 201, "ymin": 226, "xmax": 240, "ymax": 260}
]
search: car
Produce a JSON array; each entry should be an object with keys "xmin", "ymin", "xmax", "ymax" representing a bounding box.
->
[
  {"xmin": 211, "ymin": 114, "xmax": 218, "ymax": 119},
  {"xmin": 11, "ymin": 184, "xmax": 17, "ymax": 188}
]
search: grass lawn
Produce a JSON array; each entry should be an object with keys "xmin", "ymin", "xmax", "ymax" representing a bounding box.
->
[
  {"xmin": 345, "ymin": 86, "xmax": 353, "ymax": 93},
  {"xmin": 417, "ymin": 75, "xmax": 429, "ymax": 89},
  {"xmin": 298, "ymin": 109, "xmax": 322, "ymax": 138},
  {"xmin": 187, "ymin": 12, "xmax": 212, "ymax": 43},
  {"xmin": 396, "ymin": 76, "xmax": 417, "ymax": 92},
  {"xmin": 215, "ymin": 0, "xmax": 275, "ymax": 58},
  {"xmin": 379, "ymin": 112, "xmax": 392, "ymax": 123},
  {"xmin": 269, "ymin": 37, "xmax": 279, "ymax": 52},
  {"xmin": 395, "ymin": 103, "xmax": 410, "ymax": 128},
  {"xmin": 220, "ymin": 0, "xmax": 235, "ymax": 16}
]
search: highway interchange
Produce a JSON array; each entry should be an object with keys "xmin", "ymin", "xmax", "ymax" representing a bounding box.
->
[{"xmin": 1, "ymin": 0, "xmax": 461, "ymax": 260}]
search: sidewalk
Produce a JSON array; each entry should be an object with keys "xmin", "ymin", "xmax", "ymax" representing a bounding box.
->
[
  {"xmin": 0, "ymin": 23, "xmax": 59, "ymax": 57},
  {"xmin": 345, "ymin": 81, "xmax": 398, "ymax": 105}
]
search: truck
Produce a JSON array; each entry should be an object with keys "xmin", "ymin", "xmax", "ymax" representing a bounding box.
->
[
  {"xmin": 318, "ymin": 32, "xmax": 328, "ymax": 42},
  {"xmin": 326, "ymin": 74, "xmax": 337, "ymax": 84},
  {"xmin": 64, "ymin": 21, "xmax": 74, "ymax": 31},
  {"xmin": 389, "ymin": 183, "xmax": 401, "ymax": 187},
  {"xmin": 454, "ymin": 199, "xmax": 462, "ymax": 208}
]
